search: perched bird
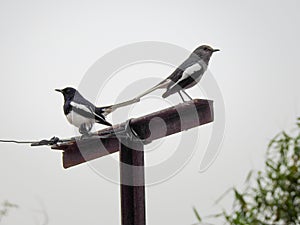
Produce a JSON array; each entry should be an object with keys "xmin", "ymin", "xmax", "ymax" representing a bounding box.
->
[
  {"xmin": 55, "ymin": 87, "xmax": 112, "ymax": 134},
  {"xmin": 135, "ymin": 45, "xmax": 219, "ymax": 101}
]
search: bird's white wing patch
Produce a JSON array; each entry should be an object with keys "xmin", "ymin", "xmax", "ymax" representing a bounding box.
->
[
  {"xmin": 181, "ymin": 63, "xmax": 202, "ymax": 81},
  {"xmin": 170, "ymin": 63, "xmax": 202, "ymax": 88},
  {"xmin": 70, "ymin": 101, "xmax": 105, "ymax": 121},
  {"xmin": 70, "ymin": 101, "xmax": 92, "ymax": 114}
]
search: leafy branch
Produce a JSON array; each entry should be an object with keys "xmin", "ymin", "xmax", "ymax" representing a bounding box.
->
[
  {"xmin": 0, "ymin": 201, "xmax": 18, "ymax": 222},
  {"xmin": 194, "ymin": 117, "xmax": 300, "ymax": 225}
]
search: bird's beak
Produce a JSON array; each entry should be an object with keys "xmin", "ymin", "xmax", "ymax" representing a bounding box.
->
[
  {"xmin": 213, "ymin": 49, "xmax": 220, "ymax": 52},
  {"xmin": 55, "ymin": 89, "xmax": 62, "ymax": 93}
]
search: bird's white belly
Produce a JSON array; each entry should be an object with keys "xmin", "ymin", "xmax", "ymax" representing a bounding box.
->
[{"xmin": 66, "ymin": 111, "xmax": 94, "ymax": 128}]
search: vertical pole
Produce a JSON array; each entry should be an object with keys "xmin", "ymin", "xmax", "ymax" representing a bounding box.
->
[{"xmin": 120, "ymin": 140, "xmax": 146, "ymax": 225}]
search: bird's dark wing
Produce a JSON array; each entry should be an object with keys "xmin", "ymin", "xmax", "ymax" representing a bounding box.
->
[
  {"xmin": 162, "ymin": 62, "xmax": 203, "ymax": 98},
  {"xmin": 70, "ymin": 101, "xmax": 96, "ymax": 119},
  {"xmin": 166, "ymin": 55, "xmax": 200, "ymax": 83},
  {"xmin": 69, "ymin": 92, "xmax": 112, "ymax": 126},
  {"xmin": 70, "ymin": 101, "xmax": 111, "ymax": 126},
  {"xmin": 168, "ymin": 62, "xmax": 203, "ymax": 89},
  {"xmin": 162, "ymin": 77, "xmax": 196, "ymax": 98}
]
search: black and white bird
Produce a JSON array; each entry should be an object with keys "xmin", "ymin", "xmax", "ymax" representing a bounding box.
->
[
  {"xmin": 55, "ymin": 87, "xmax": 112, "ymax": 134},
  {"xmin": 135, "ymin": 45, "xmax": 219, "ymax": 101}
]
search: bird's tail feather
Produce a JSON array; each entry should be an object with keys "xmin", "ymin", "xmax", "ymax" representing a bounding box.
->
[
  {"xmin": 98, "ymin": 79, "xmax": 171, "ymax": 116},
  {"xmin": 99, "ymin": 118, "xmax": 112, "ymax": 126},
  {"xmin": 94, "ymin": 107, "xmax": 112, "ymax": 126},
  {"xmin": 98, "ymin": 98, "xmax": 139, "ymax": 116},
  {"xmin": 162, "ymin": 84, "xmax": 181, "ymax": 99},
  {"xmin": 135, "ymin": 79, "xmax": 171, "ymax": 100},
  {"xmin": 162, "ymin": 91, "xmax": 170, "ymax": 98}
]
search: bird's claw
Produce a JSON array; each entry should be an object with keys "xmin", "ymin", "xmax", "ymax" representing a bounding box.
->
[{"xmin": 80, "ymin": 133, "xmax": 93, "ymax": 140}]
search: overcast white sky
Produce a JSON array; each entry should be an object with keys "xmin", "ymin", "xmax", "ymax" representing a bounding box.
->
[{"xmin": 0, "ymin": 0, "xmax": 300, "ymax": 224}]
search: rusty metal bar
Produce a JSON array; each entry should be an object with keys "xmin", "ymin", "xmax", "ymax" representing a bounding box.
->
[{"xmin": 52, "ymin": 99, "xmax": 213, "ymax": 168}]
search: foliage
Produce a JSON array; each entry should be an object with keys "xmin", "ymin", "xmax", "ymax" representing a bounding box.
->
[
  {"xmin": 0, "ymin": 201, "xmax": 18, "ymax": 223},
  {"xmin": 194, "ymin": 118, "xmax": 300, "ymax": 225}
]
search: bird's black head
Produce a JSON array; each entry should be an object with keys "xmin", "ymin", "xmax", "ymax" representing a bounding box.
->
[
  {"xmin": 55, "ymin": 87, "xmax": 77, "ymax": 100},
  {"xmin": 192, "ymin": 45, "xmax": 220, "ymax": 63}
]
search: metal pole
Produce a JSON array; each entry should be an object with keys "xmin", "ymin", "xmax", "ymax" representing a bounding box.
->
[{"xmin": 120, "ymin": 139, "xmax": 145, "ymax": 225}]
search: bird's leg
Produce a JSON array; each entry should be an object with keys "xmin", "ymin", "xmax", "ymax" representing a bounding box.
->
[
  {"xmin": 79, "ymin": 124, "xmax": 92, "ymax": 139},
  {"xmin": 178, "ymin": 91, "xmax": 186, "ymax": 102},
  {"xmin": 181, "ymin": 90, "xmax": 193, "ymax": 101}
]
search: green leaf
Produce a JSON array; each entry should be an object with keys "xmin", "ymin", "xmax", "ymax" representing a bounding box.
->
[
  {"xmin": 193, "ymin": 118, "xmax": 300, "ymax": 224},
  {"xmin": 245, "ymin": 170, "xmax": 254, "ymax": 183},
  {"xmin": 193, "ymin": 207, "xmax": 202, "ymax": 222}
]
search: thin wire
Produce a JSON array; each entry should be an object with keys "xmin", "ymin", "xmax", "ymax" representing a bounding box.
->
[
  {"xmin": 0, "ymin": 137, "xmax": 71, "ymax": 146},
  {"xmin": 0, "ymin": 127, "xmax": 123, "ymax": 146},
  {"xmin": 0, "ymin": 139, "xmax": 36, "ymax": 144}
]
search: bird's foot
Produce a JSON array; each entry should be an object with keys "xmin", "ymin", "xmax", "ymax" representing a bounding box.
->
[{"xmin": 80, "ymin": 132, "xmax": 93, "ymax": 140}]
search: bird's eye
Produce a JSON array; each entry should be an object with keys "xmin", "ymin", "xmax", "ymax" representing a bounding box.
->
[{"xmin": 203, "ymin": 47, "xmax": 208, "ymax": 51}]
